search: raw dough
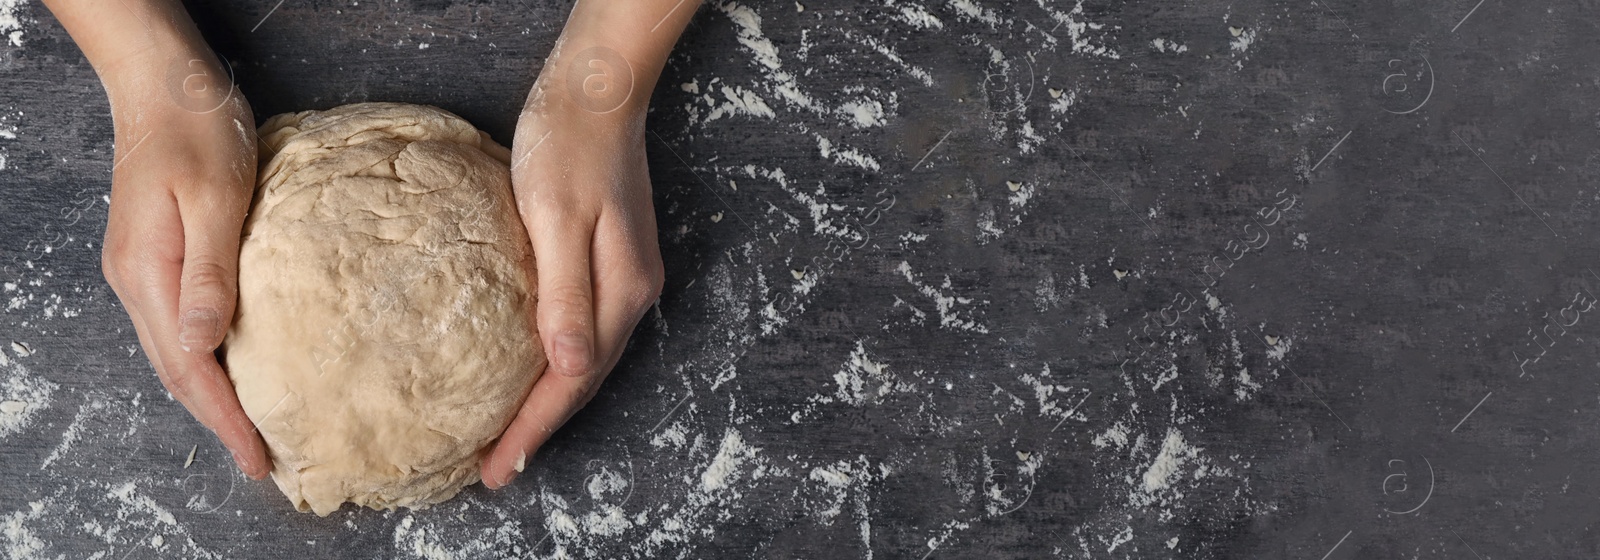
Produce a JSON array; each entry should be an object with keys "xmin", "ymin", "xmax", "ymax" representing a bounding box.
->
[{"xmin": 225, "ymin": 102, "xmax": 543, "ymax": 516}]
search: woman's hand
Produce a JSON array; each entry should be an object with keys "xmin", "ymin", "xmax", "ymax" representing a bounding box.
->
[
  {"xmin": 480, "ymin": 43, "xmax": 666, "ymax": 489},
  {"xmin": 100, "ymin": 59, "xmax": 269, "ymax": 480},
  {"xmin": 101, "ymin": 70, "xmax": 269, "ymax": 479},
  {"xmin": 44, "ymin": 0, "xmax": 271, "ymax": 478},
  {"xmin": 481, "ymin": 0, "xmax": 701, "ymax": 489}
]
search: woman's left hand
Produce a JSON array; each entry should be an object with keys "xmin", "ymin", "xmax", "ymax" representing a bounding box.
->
[{"xmin": 481, "ymin": 40, "xmax": 666, "ymax": 489}]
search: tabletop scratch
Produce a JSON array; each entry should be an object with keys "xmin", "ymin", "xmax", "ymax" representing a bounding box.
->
[
  {"xmin": 1283, "ymin": 363, "xmax": 1353, "ymax": 431},
  {"xmin": 1452, "ymin": 529, "xmax": 1487, "ymax": 560},
  {"xmin": 1318, "ymin": 530, "xmax": 1353, "ymax": 560},
  {"xmin": 649, "ymin": 393, "xmax": 693, "ymax": 434},
  {"xmin": 1453, "ymin": 131, "xmax": 1561, "ymax": 238},
  {"xmin": 1311, "ymin": 130, "xmax": 1352, "ymax": 172},
  {"xmin": 1451, "ymin": 0, "xmax": 1490, "ymax": 33},
  {"xmin": 911, "ymin": 130, "xmax": 953, "ymax": 171},
  {"xmin": 1062, "ymin": 141, "xmax": 1157, "ymax": 233},
  {"xmin": 1451, "ymin": 391, "xmax": 1492, "ymax": 433},
  {"xmin": 1050, "ymin": 390, "xmax": 1092, "ymax": 432},
  {"xmin": 251, "ymin": 0, "xmax": 288, "ymax": 33},
  {"xmin": 650, "ymin": 130, "xmax": 757, "ymax": 234}
]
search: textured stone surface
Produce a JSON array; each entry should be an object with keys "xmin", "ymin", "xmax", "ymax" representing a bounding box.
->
[{"xmin": 2, "ymin": 0, "xmax": 1598, "ymax": 558}]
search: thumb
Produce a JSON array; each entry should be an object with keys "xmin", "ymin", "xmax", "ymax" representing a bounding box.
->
[
  {"xmin": 531, "ymin": 212, "xmax": 598, "ymax": 378},
  {"xmin": 176, "ymin": 179, "xmax": 249, "ymax": 354}
]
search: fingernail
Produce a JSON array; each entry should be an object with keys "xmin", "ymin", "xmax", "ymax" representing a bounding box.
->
[
  {"xmin": 487, "ymin": 469, "xmax": 516, "ymax": 490},
  {"xmin": 179, "ymin": 309, "xmax": 222, "ymax": 353},
  {"xmin": 554, "ymin": 333, "xmax": 590, "ymax": 376}
]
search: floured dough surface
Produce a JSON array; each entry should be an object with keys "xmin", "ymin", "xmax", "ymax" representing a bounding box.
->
[{"xmin": 225, "ymin": 102, "xmax": 543, "ymax": 516}]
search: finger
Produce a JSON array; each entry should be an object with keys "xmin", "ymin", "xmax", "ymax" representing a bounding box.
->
[
  {"xmin": 589, "ymin": 209, "xmax": 664, "ymax": 376},
  {"xmin": 174, "ymin": 172, "xmax": 249, "ymax": 354},
  {"xmin": 123, "ymin": 299, "xmax": 264, "ymax": 476},
  {"xmin": 111, "ymin": 194, "xmax": 269, "ymax": 479},
  {"xmin": 478, "ymin": 271, "xmax": 652, "ymax": 491},
  {"xmin": 480, "ymin": 211, "xmax": 599, "ymax": 488},
  {"xmin": 528, "ymin": 210, "xmax": 599, "ymax": 379},
  {"xmin": 137, "ymin": 274, "xmax": 271, "ymax": 479},
  {"xmin": 481, "ymin": 210, "xmax": 662, "ymax": 490},
  {"xmin": 481, "ymin": 366, "xmax": 599, "ymax": 489},
  {"xmin": 113, "ymin": 279, "xmax": 248, "ymax": 475}
]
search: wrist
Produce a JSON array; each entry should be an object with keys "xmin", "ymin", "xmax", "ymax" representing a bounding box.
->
[
  {"xmin": 103, "ymin": 44, "xmax": 244, "ymax": 122},
  {"xmin": 530, "ymin": 41, "xmax": 655, "ymax": 122},
  {"xmin": 557, "ymin": 0, "xmax": 693, "ymax": 69},
  {"xmin": 529, "ymin": 0, "xmax": 701, "ymax": 119},
  {"xmin": 45, "ymin": 0, "xmax": 220, "ymax": 109}
]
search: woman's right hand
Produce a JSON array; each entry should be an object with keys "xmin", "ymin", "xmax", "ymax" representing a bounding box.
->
[{"xmin": 97, "ymin": 49, "xmax": 271, "ymax": 479}]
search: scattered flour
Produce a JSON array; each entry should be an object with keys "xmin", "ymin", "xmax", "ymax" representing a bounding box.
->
[
  {"xmin": 650, "ymin": 421, "xmax": 690, "ymax": 449},
  {"xmin": 38, "ymin": 405, "xmax": 87, "ymax": 469},
  {"xmin": 586, "ymin": 466, "xmax": 630, "ymax": 501},
  {"xmin": 815, "ymin": 134, "xmax": 882, "ymax": 171},
  {"xmin": 1048, "ymin": 87, "xmax": 1077, "ymax": 115},
  {"xmin": 700, "ymin": 429, "xmax": 757, "ymax": 492},
  {"xmin": 895, "ymin": 261, "xmax": 989, "ymax": 333},
  {"xmin": 722, "ymin": 3, "xmax": 781, "ymax": 70},
  {"xmin": 1, "ymin": 501, "xmax": 49, "ymax": 559},
  {"xmin": 804, "ymin": 456, "xmax": 882, "ymax": 525},
  {"xmin": 809, "ymin": 464, "xmax": 853, "ymax": 488},
  {"xmin": 1019, "ymin": 366, "xmax": 1090, "ymax": 428},
  {"xmin": 392, "ymin": 513, "xmax": 525, "ymax": 560},
  {"xmin": 1139, "ymin": 428, "xmax": 1197, "ymax": 494},
  {"xmin": 832, "ymin": 340, "xmax": 913, "ymax": 405},
  {"xmin": 1008, "ymin": 180, "xmax": 1035, "ymax": 210},
  {"xmin": 0, "ymin": 0, "xmax": 26, "ymax": 47},
  {"xmin": 1229, "ymin": 26, "xmax": 1257, "ymax": 54},
  {"xmin": 842, "ymin": 30, "xmax": 935, "ymax": 87},
  {"xmin": 534, "ymin": 427, "xmax": 781, "ymax": 557},
  {"xmin": 1092, "ymin": 421, "xmax": 1130, "ymax": 450},
  {"xmin": 0, "ymin": 356, "xmax": 56, "ymax": 439},
  {"xmin": 893, "ymin": 3, "xmax": 944, "ymax": 29},
  {"xmin": 946, "ymin": 0, "xmax": 1002, "ymax": 27},
  {"xmin": 718, "ymin": 2, "xmax": 820, "ymax": 112},
  {"xmin": 37, "ymin": 397, "xmax": 134, "ymax": 470},
  {"xmin": 1265, "ymin": 334, "xmax": 1292, "ymax": 362},
  {"xmin": 1151, "ymin": 38, "xmax": 1189, "ymax": 54},
  {"xmin": 838, "ymin": 98, "xmax": 887, "ymax": 128},
  {"xmin": 1042, "ymin": 0, "xmax": 1120, "ymax": 59},
  {"xmin": 1016, "ymin": 121, "xmax": 1045, "ymax": 154},
  {"xmin": 976, "ymin": 207, "xmax": 1004, "ymax": 243},
  {"xmin": 706, "ymin": 84, "xmax": 776, "ymax": 121},
  {"xmin": 1034, "ymin": 274, "xmax": 1063, "ymax": 311}
]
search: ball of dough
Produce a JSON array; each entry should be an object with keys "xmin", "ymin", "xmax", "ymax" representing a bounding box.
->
[{"xmin": 224, "ymin": 102, "xmax": 543, "ymax": 516}]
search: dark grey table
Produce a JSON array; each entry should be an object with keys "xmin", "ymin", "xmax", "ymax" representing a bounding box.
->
[{"xmin": 3, "ymin": 0, "xmax": 1596, "ymax": 558}]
